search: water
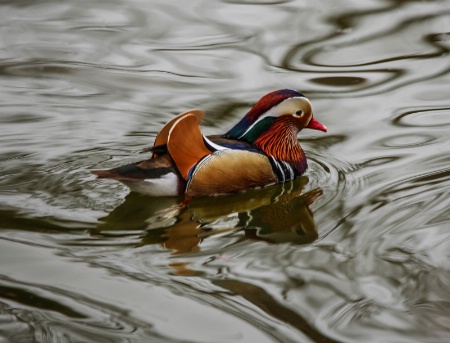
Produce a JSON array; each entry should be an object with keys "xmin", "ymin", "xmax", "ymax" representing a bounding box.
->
[{"xmin": 1, "ymin": 0, "xmax": 450, "ymax": 342}]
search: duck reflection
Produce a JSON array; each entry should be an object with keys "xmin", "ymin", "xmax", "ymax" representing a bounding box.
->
[{"xmin": 95, "ymin": 177, "xmax": 322, "ymax": 253}]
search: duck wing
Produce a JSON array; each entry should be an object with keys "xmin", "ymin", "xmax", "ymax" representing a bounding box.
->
[
  {"xmin": 161, "ymin": 115, "xmax": 278, "ymax": 196},
  {"xmin": 91, "ymin": 154, "xmax": 176, "ymax": 182},
  {"xmin": 92, "ymin": 111, "xmax": 277, "ymax": 197}
]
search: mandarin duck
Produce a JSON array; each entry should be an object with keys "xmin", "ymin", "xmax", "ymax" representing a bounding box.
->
[{"xmin": 92, "ymin": 89, "xmax": 327, "ymax": 197}]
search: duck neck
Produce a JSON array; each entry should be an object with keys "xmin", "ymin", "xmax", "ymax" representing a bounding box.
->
[{"xmin": 254, "ymin": 119, "xmax": 307, "ymax": 174}]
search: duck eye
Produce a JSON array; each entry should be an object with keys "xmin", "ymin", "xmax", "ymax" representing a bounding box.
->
[{"xmin": 294, "ymin": 109, "xmax": 303, "ymax": 117}]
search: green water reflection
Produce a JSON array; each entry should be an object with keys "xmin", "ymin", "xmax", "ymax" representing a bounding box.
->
[{"xmin": 96, "ymin": 178, "xmax": 322, "ymax": 253}]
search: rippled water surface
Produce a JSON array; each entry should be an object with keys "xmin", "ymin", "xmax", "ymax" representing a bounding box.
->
[{"xmin": 1, "ymin": 0, "xmax": 450, "ymax": 342}]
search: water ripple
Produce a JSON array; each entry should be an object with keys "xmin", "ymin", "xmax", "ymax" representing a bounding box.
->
[
  {"xmin": 282, "ymin": 2, "xmax": 450, "ymax": 96},
  {"xmin": 393, "ymin": 107, "xmax": 450, "ymax": 128},
  {"xmin": 0, "ymin": 276, "xmax": 158, "ymax": 343},
  {"xmin": 1, "ymin": 0, "xmax": 450, "ymax": 342}
]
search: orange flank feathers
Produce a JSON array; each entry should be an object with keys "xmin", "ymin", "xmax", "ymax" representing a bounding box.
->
[{"xmin": 186, "ymin": 150, "xmax": 277, "ymax": 197}]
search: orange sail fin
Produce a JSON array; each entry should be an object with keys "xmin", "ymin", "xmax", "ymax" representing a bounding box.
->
[
  {"xmin": 154, "ymin": 109, "xmax": 204, "ymax": 147},
  {"xmin": 167, "ymin": 112, "xmax": 212, "ymax": 180}
]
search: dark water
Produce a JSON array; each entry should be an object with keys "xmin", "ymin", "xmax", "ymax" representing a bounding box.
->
[{"xmin": 1, "ymin": 0, "xmax": 450, "ymax": 342}]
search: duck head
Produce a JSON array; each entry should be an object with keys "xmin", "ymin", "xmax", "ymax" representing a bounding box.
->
[
  {"xmin": 225, "ymin": 89, "xmax": 326, "ymax": 142},
  {"xmin": 225, "ymin": 89, "xmax": 326, "ymax": 162}
]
